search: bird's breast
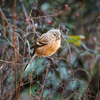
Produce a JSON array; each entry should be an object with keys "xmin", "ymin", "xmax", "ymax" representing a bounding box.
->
[{"xmin": 35, "ymin": 40, "xmax": 61, "ymax": 57}]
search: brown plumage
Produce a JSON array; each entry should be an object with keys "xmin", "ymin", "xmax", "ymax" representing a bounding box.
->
[{"xmin": 25, "ymin": 29, "xmax": 61, "ymax": 71}]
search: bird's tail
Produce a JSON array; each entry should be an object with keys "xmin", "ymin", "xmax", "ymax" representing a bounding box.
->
[{"xmin": 24, "ymin": 54, "xmax": 36, "ymax": 72}]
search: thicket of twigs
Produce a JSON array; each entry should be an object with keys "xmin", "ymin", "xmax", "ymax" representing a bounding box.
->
[{"xmin": 0, "ymin": 0, "xmax": 100, "ymax": 100}]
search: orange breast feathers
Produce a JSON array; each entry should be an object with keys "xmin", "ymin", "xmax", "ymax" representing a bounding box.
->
[{"xmin": 35, "ymin": 39, "xmax": 61, "ymax": 57}]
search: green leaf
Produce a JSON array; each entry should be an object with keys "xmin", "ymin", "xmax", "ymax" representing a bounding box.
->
[
  {"xmin": 24, "ymin": 58, "xmax": 45, "ymax": 76},
  {"xmin": 52, "ymin": 93, "xmax": 62, "ymax": 100},
  {"xmin": 19, "ymin": 84, "xmax": 39, "ymax": 100},
  {"xmin": 41, "ymin": 3, "xmax": 50, "ymax": 11},
  {"xmin": 43, "ymin": 89, "xmax": 50, "ymax": 98},
  {"xmin": 46, "ymin": 72, "xmax": 60, "ymax": 88},
  {"xmin": 66, "ymin": 35, "xmax": 85, "ymax": 46}
]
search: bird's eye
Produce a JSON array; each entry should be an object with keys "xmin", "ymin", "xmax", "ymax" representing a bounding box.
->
[{"xmin": 53, "ymin": 32, "xmax": 57, "ymax": 36}]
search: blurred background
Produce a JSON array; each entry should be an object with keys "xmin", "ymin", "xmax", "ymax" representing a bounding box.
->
[{"xmin": 0, "ymin": 0, "xmax": 100, "ymax": 100}]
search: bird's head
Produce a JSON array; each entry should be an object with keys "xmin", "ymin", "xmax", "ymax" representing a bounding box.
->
[{"xmin": 48, "ymin": 29, "xmax": 61, "ymax": 40}]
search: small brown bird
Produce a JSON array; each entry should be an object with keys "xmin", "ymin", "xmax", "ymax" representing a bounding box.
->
[{"xmin": 25, "ymin": 29, "xmax": 61, "ymax": 71}]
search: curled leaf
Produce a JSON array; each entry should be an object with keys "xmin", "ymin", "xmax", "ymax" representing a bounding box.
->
[{"xmin": 65, "ymin": 35, "xmax": 85, "ymax": 46}]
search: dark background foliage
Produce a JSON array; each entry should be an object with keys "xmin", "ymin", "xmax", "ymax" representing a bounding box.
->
[{"xmin": 0, "ymin": 0, "xmax": 100, "ymax": 100}]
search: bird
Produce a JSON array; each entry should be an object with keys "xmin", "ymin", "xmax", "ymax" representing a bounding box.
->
[{"xmin": 24, "ymin": 29, "xmax": 61, "ymax": 71}]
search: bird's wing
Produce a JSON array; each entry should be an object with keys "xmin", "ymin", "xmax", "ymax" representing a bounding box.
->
[
  {"xmin": 30, "ymin": 33, "xmax": 49, "ymax": 50},
  {"xmin": 36, "ymin": 33, "xmax": 50, "ymax": 46}
]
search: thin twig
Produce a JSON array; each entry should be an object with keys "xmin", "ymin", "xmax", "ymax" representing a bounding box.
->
[
  {"xmin": 0, "ymin": 7, "xmax": 24, "ymax": 58},
  {"xmin": 19, "ymin": 0, "xmax": 36, "ymax": 33},
  {"xmin": 0, "ymin": 59, "xmax": 26, "ymax": 65},
  {"xmin": 31, "ymin": 10, "xmax": 64, "ymax": 20},
  {"xmin": 39, "ymin": 66, "xmax": 49, "ymax": 100},
  {"xmin": 0, "ymin": 8, "xmax": 9, "ymax": 24}
]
